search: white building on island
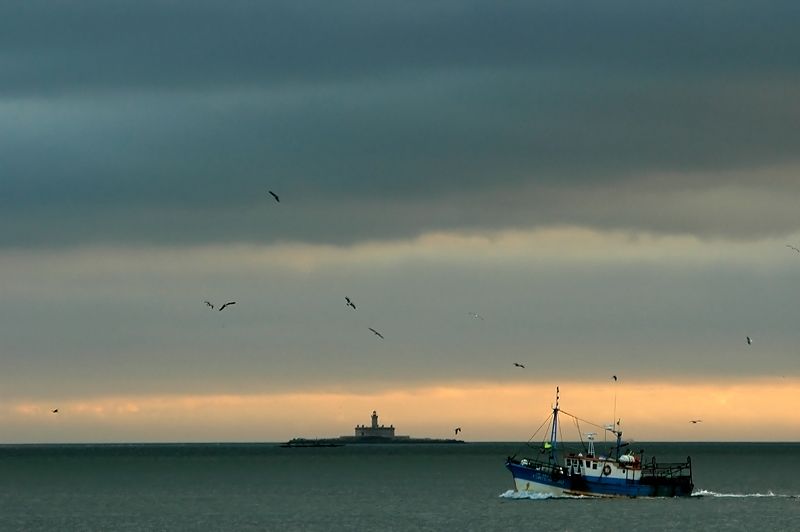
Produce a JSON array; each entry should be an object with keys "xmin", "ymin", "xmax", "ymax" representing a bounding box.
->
[{"xmin": 340, "ymin": 411, "xmax": 410, "ymax": 441}]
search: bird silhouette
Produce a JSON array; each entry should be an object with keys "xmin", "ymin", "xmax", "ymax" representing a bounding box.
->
[
  {"xmin": 468, "ymin": 312, "xmax": 484, "ymax": 320},
  {"xmin": 204, "ymin": 301, "xmax": 214, "ymax": 309},
  {"xmin": 269, "ymin": 191, "xmax": 280, "ymax": 202},
  {"xmin": 52, "ymin": 409, "xmax": 58, "ymax": 414},
  {"xmin": 612, "ymin": 375, "xmax": 617, "ymax": 381},
  {"xmin": 345, "ymin": 297, "xmax": 356, "ymax": 309},
  {"xmin": 513, "ymin": 363, "xmax": 525, "ymax": 369},
  {"xmin": 787, "ymin": 245, "xmax": 800, "ymax": 252},
  {"xmin": 454, "ymin": 427, "xmax": 461, "ymax": 435},
  {"xmin": 690, "ymin": 420, "xmax": 702, "ymax": 424},
  {"xmin": 368, "ymin": 328, "xmax": 384, "ymax": 339},
  {"xmin": 219, "ymin": 302, "xmax": 236, "ymax": 311},
  {"xmin": 746, "ymin": 336, "xmax": 753, "ymax": 345}
]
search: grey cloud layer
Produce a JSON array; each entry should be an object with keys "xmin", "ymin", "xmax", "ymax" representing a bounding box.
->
[
  {"xmin": 3, "ymin": 1, "xmax": 798, "ymax": 94},
  {"xmin": 3, "ymin": 244, "xmax": 799, "ymax": 398},
  {"xmin": 2, "ymin": 1, "xmax": 799, "ymax": 247}
]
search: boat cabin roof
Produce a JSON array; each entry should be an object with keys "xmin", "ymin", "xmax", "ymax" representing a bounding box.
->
[{"xmin": 564, "ymin": 453, "xmax": 641, "ymax": 469}]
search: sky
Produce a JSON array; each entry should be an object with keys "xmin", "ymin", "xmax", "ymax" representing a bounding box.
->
[{"xmin": 1, "ymin": 0, "xmax": 800, "ymax": 443}]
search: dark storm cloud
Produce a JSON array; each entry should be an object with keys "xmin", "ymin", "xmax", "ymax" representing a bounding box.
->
[
  {"xmin": 3, "ymin": 0, "xmax": 798, "ymax": 94},
  {"xmin": 2, "ymin": 0, "xmax": 799, "ymax": 247}
]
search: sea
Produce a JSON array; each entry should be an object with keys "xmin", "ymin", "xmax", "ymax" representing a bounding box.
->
[{"xmin": 0, "ymin": 442, "xmax": 797, "ymax": 531}]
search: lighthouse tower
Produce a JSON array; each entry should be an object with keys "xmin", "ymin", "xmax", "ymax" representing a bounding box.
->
[{"xmin": 353, "ymin": 411, "xmax": 396, "ymax": 438}]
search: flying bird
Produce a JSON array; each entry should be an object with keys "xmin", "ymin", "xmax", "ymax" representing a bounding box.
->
[
  {"xmin": 468, "ymin": 312, "xmax": 484, "ymax": 320},
  {"xmin": 368, "ymin": 328, "xmax": 384, "ymax": 339},
  {"xmin": 52, "ymin": 409, "xmax": 58, "ymax": 414},
  {"xmin": 204, "ymin": 301, "xmax": 214, "ymax": 309},
  {"xmin": 513, "ymin": 363, "xmax": 525, "ymax": 369},
  {"xmin": 746, "ymin": 336, "xmax": 753, "ymax": 345},
  {"xmin": 787, "ymin": 245, "xmax": 800, "ymax": 252},
  {"xmin": 269, "ymin": 191, "xmax": 280, "ymax": 202},
  {"xmin": 219, "ymin": 302, "xmax": 236, "ymax": 311},
  {"xmin": 690, "ymin": 420, "xmax": 702, "ymax": 424},
  {"xmin": 612, "ymin": 375, "xmax": 617, "ymax": 381},
  {"xmin": 454, "ymin": 427, "xmax": 461, "ymax": 435},
  {"xmin": 345, "ymin": 297, "xmax": 356, "ymax": 309}
]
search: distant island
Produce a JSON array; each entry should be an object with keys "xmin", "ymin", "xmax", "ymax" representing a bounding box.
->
[{"xmin": 281, "ymin": 411, "xmax": 465, "ymax": 446}]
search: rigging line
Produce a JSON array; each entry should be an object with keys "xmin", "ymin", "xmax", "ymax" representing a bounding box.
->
[
  {"xmin": 613, "ymin": 380, "xmax": 617, "ymax": 447},
  {"xmin": 559, "ymin": 409, "xmax": 617, "ymax": 433},
  {"xmin": 561, "ymin": 416, "xmax": 587, "ymax": 456},
  {"xmin": 575, "ymin": 417, "xmax": 586, "ymax": 452},
  {"xmin": 565, "ymin": 416, "xmax": 579, "ymax": 453},
  {"xmin": 510, "ymin": 413, "xmax": 553, "ymax": 460}
]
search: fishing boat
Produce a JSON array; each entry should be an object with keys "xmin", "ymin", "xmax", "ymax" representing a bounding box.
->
[{"xmin": 505, "ymin": 388, "xmax": 693, "ymax": 497}]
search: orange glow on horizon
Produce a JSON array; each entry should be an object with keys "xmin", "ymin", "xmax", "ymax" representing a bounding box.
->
[{"xmin": 3, "ymin": 379, "xmax": 800, "ymax": 443}]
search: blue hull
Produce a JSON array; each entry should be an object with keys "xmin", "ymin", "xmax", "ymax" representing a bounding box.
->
[{"xmin": 506, "ymin": 460, "xmax": 693, "ymax": 498}]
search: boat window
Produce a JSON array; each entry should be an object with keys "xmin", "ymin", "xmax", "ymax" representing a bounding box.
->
[{"xmin": 592, "ymin": 463, "xmax": 597, "ymax": 469}]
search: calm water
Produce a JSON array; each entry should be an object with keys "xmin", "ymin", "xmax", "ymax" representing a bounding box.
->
[{"xmin": 0, "ymin": 442, "xmax": 798, "ymax": 531}]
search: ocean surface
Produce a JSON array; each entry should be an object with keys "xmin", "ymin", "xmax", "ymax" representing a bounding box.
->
[{"xmin": 0, "ymin": 442, "xmax": 798, "ymax": 531}]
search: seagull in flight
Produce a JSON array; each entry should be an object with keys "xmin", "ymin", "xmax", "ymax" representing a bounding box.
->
[
  {"xmin": 345, "ymin": 297, "xmax": 356, "ymax": 309},
  {"xmin": 689, "ymin": 420, "xmax": 703, "ymax": 424},
  {"xmin": 219, "ymin": 302, "xmax": 236, "ymax": 311},
  {"xmin": 269, "ymin": 191, "xmax": 280, "ymax": 202},
  {"xmin": 787, "ymin": 245, "xmax": 800, "ymax": 252},
  {"xmin": 746, "ymin": 336, "xmax": 753, "ymax": 345},
  {"xmin": 612, "ymin": 375, "xmax": 617, "ymax": 381},
  {"xmin": 368, "ymin": 328, "xmax": 384, "ymax": 339},
  {"xmin": 204, "ymin": 301, "xmax": 214, "ymax": 309},
  {"xmin": 52, "ymin": 409, "xmax": 58, "ymax": 414},
  {"xmin": 454, "ymin": 427, "xmax": 461, "ymax": 435},
  {"xmin": 468, "ymin": 312, "xmax": 484, "ymax": 320},
  {"xmin": 513, "ymin": 363, "xmax": 525, "ymax": 369}
]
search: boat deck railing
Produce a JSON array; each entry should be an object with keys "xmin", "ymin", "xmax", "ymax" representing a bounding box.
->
[
  {"xmin": 641, "ymin": 456, "xmax": 693, "ymax": 479},
  {"xmin": 508, "ymin": 455, "xmax": 692, "ymax": 480},
  {"xmin": 508, "ymin": 457, "xmax": 567, "ymax": 476}
]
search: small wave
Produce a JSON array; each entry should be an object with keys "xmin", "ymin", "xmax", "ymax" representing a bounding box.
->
[
  {"xmin": 498, "ymin": 489, "xmax": 557, "ymax": 500},
  {"xmin": 693, "ymin": 489, "xmax": 800, "ymax": 499},
  {"xmin": 500, "ymin": 489, "xmax": 800, "ymax": 500},
  {"xmin": 498, "ymin": 490, "xmax": 587, "ymax": 500}
]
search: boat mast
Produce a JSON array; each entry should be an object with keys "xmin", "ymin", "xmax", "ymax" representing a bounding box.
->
[{"xmin": 548, "ymin": 387, "xmax": 559, "ymax": 462}]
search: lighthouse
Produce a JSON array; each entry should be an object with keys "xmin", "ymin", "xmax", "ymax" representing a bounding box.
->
[{"xmin": 353, "ymin": 411, "xmax": 396, "ymax": 438}]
